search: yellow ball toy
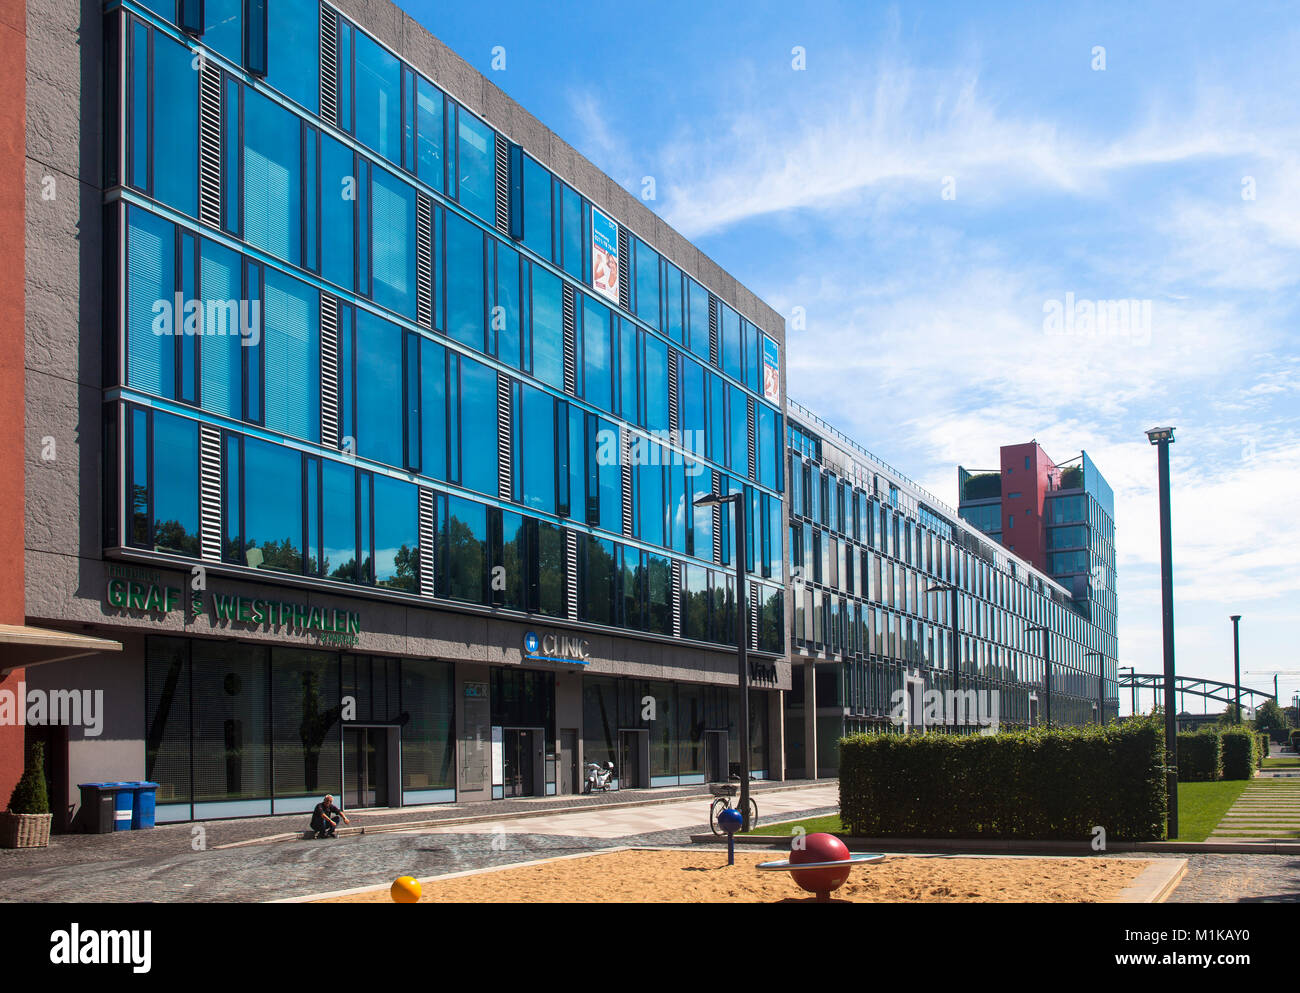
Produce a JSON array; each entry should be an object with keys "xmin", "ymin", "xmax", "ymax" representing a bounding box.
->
[{"xmin": 390, "ymin": 876, "xmax": 421, "ymax": 903}]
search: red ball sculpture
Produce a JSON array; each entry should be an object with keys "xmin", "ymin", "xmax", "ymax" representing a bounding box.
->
[{"xmin": 789, "ymin": 833, "xmax": 852, "ymax": 900}]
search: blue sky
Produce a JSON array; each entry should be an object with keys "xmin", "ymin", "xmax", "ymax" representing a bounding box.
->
[{"xmin": 401, "ymin": 0, "xmax": 1300, "ymax": 712}]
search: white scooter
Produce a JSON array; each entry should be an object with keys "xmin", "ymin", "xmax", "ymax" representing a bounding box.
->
[{"xmin": 584, "ymin": 761, "xmax": 615, "ymax": 793}]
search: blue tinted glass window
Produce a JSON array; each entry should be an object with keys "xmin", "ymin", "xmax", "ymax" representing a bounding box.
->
[
  {"xmin": 646, "ymin": 552, "xmax": 670, "ymax": 633},
  {"xmin": 720, "ymin": 303, "xmax": 742, "ymax": 382},
  {"xmin": 618, "ymin": 319, "xmax": 639, "ymax": 425},
  {"xmin": 521, "ymin": 384, "xmax": 556, "ymax": 515},
  {"xmin": 445, "ymin": 495, "xmax": 487, "ymax": 603},
  {"xmin": 638, "ymin": 446, "xmax": 664, "ymax": 546},
  {"xmin": 530, "ymin": 265, "xmax": 564, "ymax": 390},
  {"xmin": 445, "ymin": 212, "xmax": 484, "ymax": 350},
  {"xmin": 222, "ymin": 78, "xmax": 240, "ymax": 233},
  {"xmin": 708, "ymin": 373, "xmax": 726, "ymax": 465},
  {"xmin": 198, "ymin": 238, "xmax": 242, "ymax": 420},
  {"xmin": 688, "ymin": 459, "xmax": 712, "ymax": 557},
  {"xmin": 263, "ymin": 269, "xmax": 319, "ymax": 442},
  {"xmin": 597, "ymin": 417, "xmax": 622, "ymax": 534},
  {"xmin": 321, "ymin": 458, "xmax": 357, "ymax": 582},
  {"xmin": 321, "ymin": 136, "xmax": 355, "ymax": 290},
  {"xmin": 561, "ymin": 184, "xmax": 583, "ymax": 280},
  {"xmin": 416, "ymin": 77, "xmax": 444, "ymax": 190},
  {"xmin": 679, "ymin": 355, "xmax": 705, "ymax": 458},
  {"xmin": 373, "ymin": 475, "xmax": 418, "ymax": 591},
  {"xmin": 153, "ymin": 32, "xmax": 199, "ymax": 217},
  {"xmin": 126, "ymin": 207, "xmax": 175, "ymax": 398},
  {"xmin": 664, "ymin": 261, "xmax": 684, "ymax": 346},
  {"xmin": 204, "ymin": 0, "xmax": 242, "ymax": 62},
  {"xmin": 265, "ymin": 0, "xmax": 319, "ymax": 112},
  {"xmin": 243, "ymin": 89, "xmax": 301, "ymax": 265},
  {"xmin": 634, "ymin": 239, "xmax": 660, "ymax": 329},
  {"xmin": 420, "ymin": 339, "xmax": 447, "ymax": 482},
  {"xmin": 757, "ymin": 402, "xmax": 775, "ymax": 488},
  {"xmin": 457, "ymin": 111, "xmax": 496, "ymax": 224},
  {"xmin": 495, "ymin": 242, "xmax": 522, "ymax": 369},
  {"xmin": 371, "ymin": 166, "xmax": 417, "ymax": 319},
  {"xmin": 151, "ymin": 411, "xmax": 200, "ymax": 557},
  {"xmin": 743, "ymin": 320, "xmax": 761, "ymax": 392},
  {"xmin": 644, "ymin": 336, "xmax": 669, "ymax": 435},
  {"xmin": 244, "ymin": 437, "xmax": 303, "ymax": 573},
  {"xmin": 522, "ymin": 156, "xmax": 552, "ymax": 261},
  {"xmin": 355, "ymin": 30, "xmax": 400, "ymax": 163},
  {"xmin": 459, "ymin": 356, "xmax": 498, "ymax": 497},
  {"xmin": 355, "ymin": 310, "xmax": 403, "ymax": 467},
  {"xmin": 580, "ymin": 295, "xmax": 613, "ymax": 413},
  {"xmin": 687, "ymin": 279, "xmax": 710, "ymax": 361}
]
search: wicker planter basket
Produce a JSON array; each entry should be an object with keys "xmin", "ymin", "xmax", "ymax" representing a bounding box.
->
[{"xmin": 0, "ymin": 812, "xmax": 53, "ymax": 848}]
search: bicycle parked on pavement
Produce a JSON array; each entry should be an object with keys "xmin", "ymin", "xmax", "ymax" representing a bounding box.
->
[{"xmin": 708, "ymin": 782, "xmax": 758, "ymax": 835}]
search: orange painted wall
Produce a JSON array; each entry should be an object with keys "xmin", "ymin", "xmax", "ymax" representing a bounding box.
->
[{"xmin": 0, "ymin": 0, "xmax": 26, "ymax": 803}]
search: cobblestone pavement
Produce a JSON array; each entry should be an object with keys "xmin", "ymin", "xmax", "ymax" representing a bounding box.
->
[
  {"xmin": 0, "ymin": 778, "xmax": 823, "ymax": 876},
  {"xmin": 0, "ymin": 798, "xmax": 840, "ymax": 903},
  {"xmin": 1132, "ymin": 852, "xmax": 1300, "ymax": 903}
]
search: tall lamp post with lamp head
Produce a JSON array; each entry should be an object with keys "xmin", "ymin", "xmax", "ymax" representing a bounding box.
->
[
  {"xmin": 1027, "ymin": 624, "xmax": 1051, "ymax": 727},
  {"xmin": 1230, "ymin": 615, "xmax": 1242, "ymax": 723},
  {"xmin": 693, "ymin": 490, "xmax": 752, "ymax": 831},
  {"xmin": 1146, "ymin": 425, "xmax": 1178, "ymax": 838}
]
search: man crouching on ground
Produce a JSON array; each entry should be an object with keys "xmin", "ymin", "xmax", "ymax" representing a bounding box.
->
[{"xmin": 311, "ymin": 794, "xmax": 350, "ymax": 839}]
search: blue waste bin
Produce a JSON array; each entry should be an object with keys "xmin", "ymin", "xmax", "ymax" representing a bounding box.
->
[
  {"xmin": 112, "ymin": 782, "xmax": 136, "ymax": 832},
  {"xmin": 130, "ymin": 782, "xmax": 159, "ymax": 829}
]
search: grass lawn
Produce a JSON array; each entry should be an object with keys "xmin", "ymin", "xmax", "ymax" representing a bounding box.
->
[
  {"xmin": 744, "ymin": 780, "xmax": 1252, "ymax": 843},
  {"xmin": 1176, "ymin": 780, "xmax": 1251, "ymax": 841},
  {"xmin": 1262, "ymin": 757, "xmax": 1300, "ymax": 768}
]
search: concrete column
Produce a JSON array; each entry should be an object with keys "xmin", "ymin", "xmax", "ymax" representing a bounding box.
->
[
  {"xmin": 768, "ymin": 688, "xmax": 785, "ymax": 781},
  {"xmin": 803, "ymin": 660, "xmax": 817, "ymax": 780}
]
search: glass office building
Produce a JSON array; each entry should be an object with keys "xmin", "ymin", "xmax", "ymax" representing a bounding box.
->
[
  {"xmin": 21, "ymin": 0, "xmax": 788, "ymax": 823},
  {"xmin": 784, "ymin": 401, "xmax": 1119, "ymax": 778}
]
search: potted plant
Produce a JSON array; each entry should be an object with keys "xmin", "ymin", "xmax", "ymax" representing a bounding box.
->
[{"xmin": 1, "ymin": 741, "xmax": 53, "ymax": 848}]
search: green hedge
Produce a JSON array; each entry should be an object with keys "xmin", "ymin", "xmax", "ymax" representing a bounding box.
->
[
  {"xmin": 1178, "ymin": 731, "xmax": 1222, "ymax": 782},
  {"xmin": 1221, "ymin": 729, "xmax": 1256, "ymax": 780},
  {"xmin": 1292, "ymin": 730, "xmax": 1300, "ymax": 750},
  {"xmin": 838, "ymin": 718, "xmax": 1166, "ymax": 841},
  {"xmin": 1257, "ymin": 733, "xmax": 1269, "ymax": 768}
]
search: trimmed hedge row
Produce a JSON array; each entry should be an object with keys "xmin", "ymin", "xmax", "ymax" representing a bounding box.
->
[
  {"xmin": 1178, "ymin": 731, "xmax": 1222, "ymax": 782},
  {"xmin": 1221, "ymin": 729, "xmax": 1256, "ymax": 780},
  {"xmin": 838, "ymin": 718, "xmax": 1166, "ymax": 841},
  {"xmin": 1258, "ymin": 733, "xmax": 1269, "ymax": 768}
]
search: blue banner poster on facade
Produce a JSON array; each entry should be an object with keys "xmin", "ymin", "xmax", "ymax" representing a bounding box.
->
[
  {"xmin": 591, "ymin": 206, "xmax": 620, "ymax": 304},
  {"xmin": 763, "ymin": 334, "xmax": 780, "ymax": 402}
]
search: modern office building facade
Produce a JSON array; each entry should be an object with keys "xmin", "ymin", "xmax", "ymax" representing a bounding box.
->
[
  {"xmin": 17, "ymin": 0, "xmax": 790, "ymax": 825},
  {"xmin": 784, "ymin": 403, "xmax": 1119, "ymax": 777},
  {"xmin": 958, "ymin": 442, "xmax": 1118, "ymax": 665}
]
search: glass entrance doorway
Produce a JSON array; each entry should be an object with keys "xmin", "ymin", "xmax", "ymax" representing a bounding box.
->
[
  {"xmin": 503, "ymin": 728, "xmax": 538, "ymax": 797},
  {"xmin": 343, "ymin": 728, "xmax": 389, "ymax": 808}
]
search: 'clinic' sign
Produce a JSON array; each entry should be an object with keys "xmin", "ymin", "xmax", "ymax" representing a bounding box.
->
[{"xmin": 524, "ymin": 630, "xmax": 591, "ymax": 665}]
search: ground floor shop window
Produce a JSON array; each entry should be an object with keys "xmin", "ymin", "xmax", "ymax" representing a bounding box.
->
[{"xmin": 144, "ymin": 637, "xmax": 455, "ymax": 820}]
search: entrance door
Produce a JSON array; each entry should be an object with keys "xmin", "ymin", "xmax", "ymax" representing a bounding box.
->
[
  {"xmin": 559, "ymin": 729, "xmax": 579, "ymax": 795},
  {"xmin": 618, "ymin": 730, "xmax": 649, "ymax": 790},
  {"xmin": 503, "ymin": 729, "xmax": 536, "ymax": 798},
  {"xmin": 343, "ymin": 728, "xmax": 389, "ymax": 808}
]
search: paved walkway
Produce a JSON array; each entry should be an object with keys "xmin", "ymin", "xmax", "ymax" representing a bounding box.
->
[
  {"xmin": 0, "ymin": 778, "xmax": 823, "ymax": 874},
  {"xmin": 0, "ymin": 784, "xmax": 839, "ymax": 903},
  {"xmin": 1208, "ymin": 779, "xmax": 1300, "ymax": 842}
]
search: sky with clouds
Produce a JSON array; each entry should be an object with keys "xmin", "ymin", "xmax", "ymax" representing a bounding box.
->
[{"xmin": 405, "ymin": 0, "xmax": 1300, "ymax": 712}]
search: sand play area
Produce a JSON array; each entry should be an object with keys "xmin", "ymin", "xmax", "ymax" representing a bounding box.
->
[{"xmin": 318, "ymin": 849, "xmax": 1157, "ymax": 903}]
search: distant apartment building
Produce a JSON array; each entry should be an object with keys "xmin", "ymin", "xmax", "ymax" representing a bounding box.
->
[
  {"xmin": 957, "ymin": 442, "xmax": 1117, "ymax": 667},
  {"xmin": 783, "ymin": 405, "xmax": 1118, "ymax": 778}
]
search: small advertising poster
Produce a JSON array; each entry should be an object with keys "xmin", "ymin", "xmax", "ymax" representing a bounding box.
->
[
  {"xmin": 591, "ymin": 206, "xmax": 620, "ymax": 304},
  {"xmin": 762, "ymin": 334, "xmax": 781, "ymax": 402}
]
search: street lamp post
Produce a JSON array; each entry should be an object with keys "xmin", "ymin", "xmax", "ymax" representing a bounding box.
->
[
  {"xmin": 1146, "ymin": 425, "xmax": 1178, "ymax": 839},
  {"xmin": 928, "ymin": 582, "xmax": 960, "ymax": 730},
  {"xmin": 1230, "ymin": 615, "xmax": 1242, "ymax": 723},
  {"xmin": 1086, "ymin": 650, "xmax": 1105, "ymax": 723},
  {"xmin": 1028, "ymin": 624, "xmax": 1051, "ymax": 727},
  {"xmin": 694, "ymin": 490, "xmax": 751, "ymax": 831}
]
